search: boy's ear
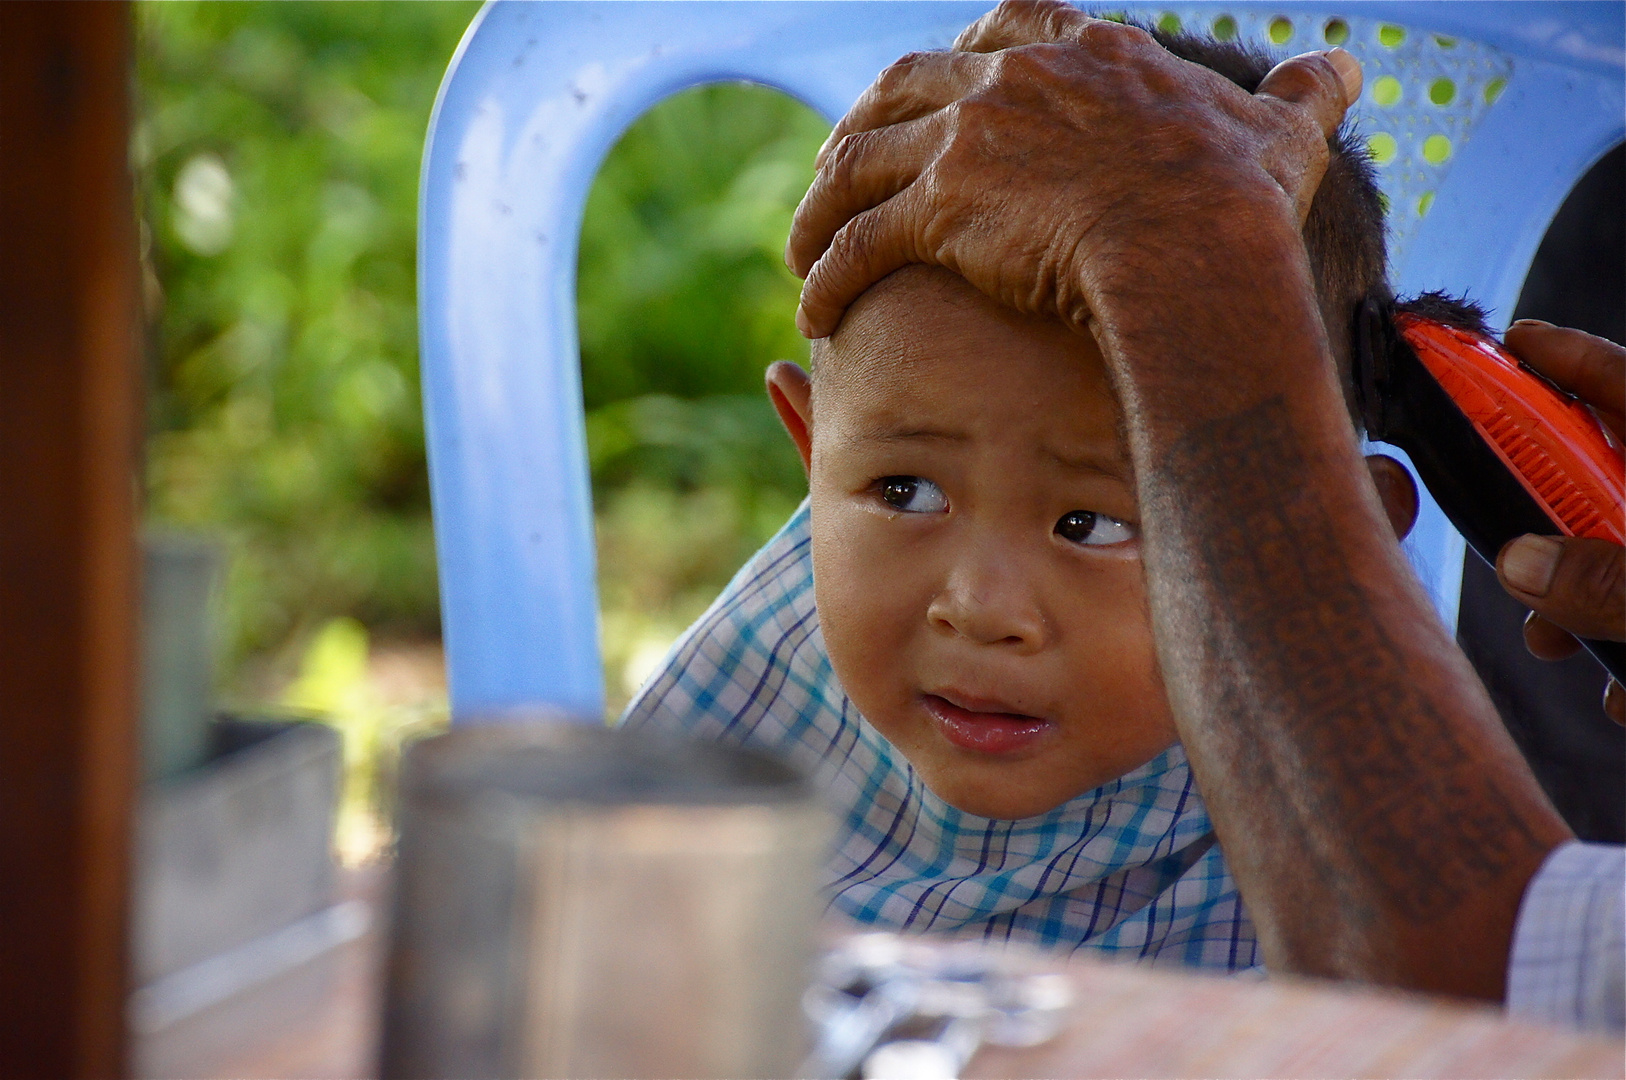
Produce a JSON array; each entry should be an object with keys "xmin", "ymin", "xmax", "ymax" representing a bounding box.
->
[
  {"xmin": 766, "ymin": 361, "xmax": 814, "ymax": 475},
  {"xmin": 1365, "ymin": 453, "xmax": 1419, "ymax": 540}
]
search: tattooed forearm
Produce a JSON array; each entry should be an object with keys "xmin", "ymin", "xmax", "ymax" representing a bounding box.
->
[
  {"xmin": 1166, "ymin": 397, "xmax": 1542, "ymax": 917},
  {"xmin": 1141, "ymin": 394, "xmax": 1566, "ymax": 993}
]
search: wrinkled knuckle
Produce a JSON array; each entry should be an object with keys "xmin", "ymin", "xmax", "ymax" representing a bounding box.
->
[
  {"xmin": 949, "ymin": 94, "xmax": 1000, "ymax": 129},
  {"xmin": 879, "ymin": 50, "xmax": 930, "ymax": 91},
  {"xmin": 952, "ymin": 16, "xmax": 987, "ymax": 50},
  {"xmin": 1300, "ymin": 56, "xmax": 1348, "ymax": 118},
  {"xmin": 831, "ymin": 212, "xmax": 876, "ymax": 267},
  {"xmin": 996, "ymin": 42, "xmax": 1059, "ymax": 82},
  {"xmin": 1079, "ymin": 16, "xmax": 1151, "ymax": 57},
  {"xmin": 800, "ymin": 262, "xmax": 837, "ymax": 318},
  {"xmin": 1033, "ymin": 5, "xmax": 1072, "ymax": 42},
  {"xmin": 915, "ymin": 159, "xmax": 954, "ymax": 211},
  {"xmin": 1281, "ymin": 53, "xmax": 1340, "ymax": 97},
  {"xmin": 1550, "ymin": 540, "xmax": 1626, "ymax": 639},
  {"xmin": 993, "ymin": 0, "xmax": 1040, "ymax": 26},
  {"xmin": 956, "ymin": 4, "xmax": 1014, "ymax": 51},
  {"xmin": 825, "ymin": 130, "xmax": 871, "ymax": 182},
  {"xmin": 939, "ymin": 101, "xmax": 996, "ymax": 165},
  {"xmin": 1107, "ymin": 20, "xmax": 1155, "ymax": 49},
  {"xmin": 1046, "ymin": 2, "xmax": 1097, "ymax": 40}
]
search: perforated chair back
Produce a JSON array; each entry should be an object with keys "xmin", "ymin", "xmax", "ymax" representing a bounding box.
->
[{"xmin": 419, "ymin": 1, "xmax": 1625, "ymax": 721}]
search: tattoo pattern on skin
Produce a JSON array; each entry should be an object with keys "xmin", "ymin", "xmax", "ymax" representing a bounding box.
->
[{"xmin": 1163, "ymin": 396, "xmax": 1542, "ymax": 921}]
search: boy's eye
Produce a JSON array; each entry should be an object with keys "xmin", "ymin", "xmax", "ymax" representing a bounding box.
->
[
  {"xmin": 1055, "ymin": 510, "xmax": 1136, "ymax": 546},
  {"xmin": 878, "ymin": 476, "xmax": 948, "ymax": 514}
]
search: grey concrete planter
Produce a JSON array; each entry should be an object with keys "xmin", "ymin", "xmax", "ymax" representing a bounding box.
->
[{"xmin": 131, "ymin": 716, "xmax": 343, "ymax": 993}]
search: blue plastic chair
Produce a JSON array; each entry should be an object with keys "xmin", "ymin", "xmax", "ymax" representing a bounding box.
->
[{"xmin": 419, "ymin": 1, "xmax": 1626, "ymax": 722}]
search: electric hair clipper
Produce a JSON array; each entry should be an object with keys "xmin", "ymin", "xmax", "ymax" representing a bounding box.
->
[{"xmin": 1355, "ymin": 305, "xmax": 1626, "ymax": 683}]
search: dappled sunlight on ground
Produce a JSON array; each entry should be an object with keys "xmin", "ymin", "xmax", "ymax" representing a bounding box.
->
[{"xmin": 279, "ymin": 623, "xmax": 448, "ymax": 865}]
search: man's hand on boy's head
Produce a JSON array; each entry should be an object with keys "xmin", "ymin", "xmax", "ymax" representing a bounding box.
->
[{"xmin": 786, "ymin": 0, "xmax": 1362, "ymax": 339}]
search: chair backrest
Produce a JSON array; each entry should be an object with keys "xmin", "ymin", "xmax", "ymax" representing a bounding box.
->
[{"xmin": 419, "ymin": 1, "xmax": 1625, "ymax": 721}]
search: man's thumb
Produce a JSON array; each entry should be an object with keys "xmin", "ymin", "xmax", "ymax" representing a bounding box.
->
[
  {"xmin": 1499, "ymin": 535, "xmax": 1626, "ymax": 644},
  {"xmin": 1256, "ymin": 47, "xmax": 1361, "ymax": 138}
]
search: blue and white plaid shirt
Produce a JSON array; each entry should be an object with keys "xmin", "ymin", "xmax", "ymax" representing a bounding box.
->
[{"xmin": 623, "ymin": 503, "xmax": 1258, "ymax": 970}]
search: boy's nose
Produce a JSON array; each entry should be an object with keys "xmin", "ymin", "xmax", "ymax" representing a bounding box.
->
[{"xmin": 926, "ymin": 559, "xmax": 1049, "ymax": 652}]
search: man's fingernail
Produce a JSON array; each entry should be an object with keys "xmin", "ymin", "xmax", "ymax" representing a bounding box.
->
[
  {"xmin": 1511, "ymin": 319, "xmax": 1555, "ymax": 329},
  {"xmin": 1324, "ymin": 48, "xmax": 1362, "ymax": 105},
  {"xmin": 1605, "ymin": 679, "xmax": 1625, "ymax": 726},
  {"xmin": 785, "ymin": 237, "xmax": 796, "ymax": 270},
  {"xmin": 795, "ymin": 304, "xmax": 814, "ymax": 338},
  {"xmin": 1501, "ymin": 535, "xmax": 1563, "ymax": 597}
]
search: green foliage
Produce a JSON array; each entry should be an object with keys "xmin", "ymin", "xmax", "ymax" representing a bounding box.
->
[
  {"xmin": 578, "ymin": 83, "xmax": 826, "ymax": 409},
  {"xmin": 577, "ymin": 84, "xmax": 828, "ymax": 709},
  {"xmin": 138, "ymin": 1, "xmax": 480, "ymax": 668},
  {"xmin": 137, "ymin": 2, "xmax": 827, "ymax": 708}
]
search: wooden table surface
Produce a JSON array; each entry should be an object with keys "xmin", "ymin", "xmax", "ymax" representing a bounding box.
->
[
  {"xmin": 134, "ymin": 865, "xmax": 1622, "ymax": 1079},
  {"xmin": 967, "ymin": 955, "xmax": 1623, "ymax": 1079}
]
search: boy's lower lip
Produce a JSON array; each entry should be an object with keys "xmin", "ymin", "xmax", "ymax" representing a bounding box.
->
[{"xmin": 922, "ymin": 694, "xmax": 1052, "ymax": 755}]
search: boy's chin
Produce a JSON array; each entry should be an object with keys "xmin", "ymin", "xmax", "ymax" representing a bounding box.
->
[{"xmin": 923, "ymin": 774, "xmax": 1088, "ymax": 822}]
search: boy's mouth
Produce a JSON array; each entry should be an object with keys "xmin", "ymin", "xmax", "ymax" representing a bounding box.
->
[{"xmin": 922, "ymin": 693, "xmax": 1052, "ymax": 755}]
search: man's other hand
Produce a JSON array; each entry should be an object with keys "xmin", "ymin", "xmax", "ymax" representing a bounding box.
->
[
  {"xmin": 786, "ymin": 0, "xmax": 1362, "ymax": 339},
  {"xmin": 1495, "ymin": 321, "xmax": 1626, "ymax": 724}
]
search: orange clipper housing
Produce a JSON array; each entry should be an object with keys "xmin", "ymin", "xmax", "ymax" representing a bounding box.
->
[{"xmin": 1396, "ymin": 314, "xmax": 1624, "ymax": 545}]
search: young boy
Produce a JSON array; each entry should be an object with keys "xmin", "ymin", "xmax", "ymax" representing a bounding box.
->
[{"xmin": 622, "ymin": 27, "xmax": 1449, "ymax": 970}]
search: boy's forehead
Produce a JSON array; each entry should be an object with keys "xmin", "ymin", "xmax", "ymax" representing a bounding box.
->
[
  {"xmin": 816, "ymin": 265, "xmax": 1107, "ymax": 394},
  {"xmin": 812, "ymin": 266, "xmax": 1128, "ymax": 464},
  {"xmin": 828, "ymin": 265, "xmax": 989, "ymax": 340},
  {"xmin": 816, "ymin": 267, "xmax": 973, "ymax": 380}
]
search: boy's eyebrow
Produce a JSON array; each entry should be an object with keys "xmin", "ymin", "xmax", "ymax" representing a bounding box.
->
[
  {"xmin": 852, "ymin": 416, "xmax": 962, "ymax": 442},
  {"xmin": 1045, "ymin": 446, "xmax": 1133, "ymax": 481},
  {"xmin": 854, "ymin": 425, "xmax": 1132, "ymax": 481},
  {"xmin": 853, "ymin": 424, "xmax": 970, "ymax": 445}
]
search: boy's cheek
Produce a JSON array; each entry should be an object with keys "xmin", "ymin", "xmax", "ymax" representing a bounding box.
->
[
  {"xmin": 810, "ymin": 510, "xmax": 924, "ymax": 636},
  {"xmin": 810, "ymin": 505, "xmax": 934, "ymax": 699}
]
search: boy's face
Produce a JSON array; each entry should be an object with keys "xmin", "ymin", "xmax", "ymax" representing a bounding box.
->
[{"xmin": 769, "ymin": 267, "xmax": 1175, "ymax": 820}]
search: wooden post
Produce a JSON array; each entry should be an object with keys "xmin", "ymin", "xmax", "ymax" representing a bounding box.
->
[{"xmin": 0, "ymin": 2, "xmax": 140, "ymax": 1076}]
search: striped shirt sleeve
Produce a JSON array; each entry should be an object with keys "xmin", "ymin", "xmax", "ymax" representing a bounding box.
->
[{"xmin": 1506, "ymin": 840, "xmax": 1625, "ymax": 1033}]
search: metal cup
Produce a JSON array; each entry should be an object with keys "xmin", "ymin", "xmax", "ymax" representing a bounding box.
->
[{"xmin": 380, "ymin": 719, "xmax": 829, "ymax": 1079}]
